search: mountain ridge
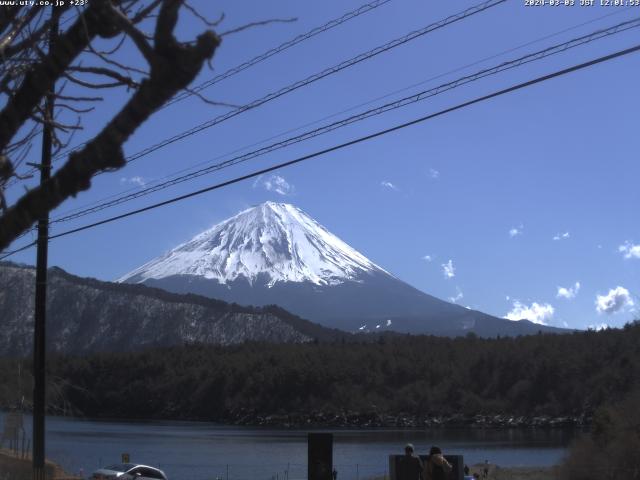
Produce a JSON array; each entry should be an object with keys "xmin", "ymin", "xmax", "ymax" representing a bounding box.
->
[{"xmin": 0, "ymin": 261, "xmax": 345, "ymax": 356}]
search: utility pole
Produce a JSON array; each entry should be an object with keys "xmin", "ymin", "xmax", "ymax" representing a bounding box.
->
[{"xmin": 33, "ymin": 8, "xmax": 57, "ymax": 480}]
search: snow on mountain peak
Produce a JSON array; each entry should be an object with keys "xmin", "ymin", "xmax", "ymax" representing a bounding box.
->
[{"xmin": 119, "ymin": 202, "xmax": 387, "ymax": 286}]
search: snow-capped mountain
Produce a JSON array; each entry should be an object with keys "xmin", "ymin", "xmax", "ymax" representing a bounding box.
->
[
  {"xmin": 121, "ymin": 202, "xmax": 566, "ymax": 337},
  {"xmin": 120, "ymin": 202, "xmax": 386, "ymax": 287}
]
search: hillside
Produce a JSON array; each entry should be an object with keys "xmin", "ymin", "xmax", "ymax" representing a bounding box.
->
[{"xmin": 0, "ymin": 262, "xmax": 344, "ymax": 356}]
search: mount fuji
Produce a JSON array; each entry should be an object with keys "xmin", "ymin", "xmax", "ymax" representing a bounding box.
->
[{"xmin": 120, "ymin": 202, "xmax": 564, "ymax": 337}]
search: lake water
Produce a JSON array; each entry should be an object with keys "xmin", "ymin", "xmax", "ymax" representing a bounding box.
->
[{"xmin": 3, "ymin": 414, "xmax": 581, "ymax": 480}]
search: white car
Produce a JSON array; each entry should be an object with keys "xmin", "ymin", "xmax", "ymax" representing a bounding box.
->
[{"xmin": 92, "ymin": 464, "xmax": 167, "ymax": 480}]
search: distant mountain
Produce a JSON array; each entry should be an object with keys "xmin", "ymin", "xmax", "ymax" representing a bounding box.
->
[
  {"xmin": 0, "ymin": 262, "xmax": 343, "ymax": 356},
  {"xmin": 121, "ymin": 202, "xmax": 566, "ymax": 337}
]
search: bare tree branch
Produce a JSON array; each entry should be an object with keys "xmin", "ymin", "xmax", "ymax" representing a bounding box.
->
[
  {"xmin": 6, "ymin": 122, "xmax": 40, "ymax": 156},
  {"xmin": 0, "ymin": 0, "xmax": 221, "ymax": 250},
  {"xmin": 55, "ymin": 102, "xmax": 96, "ymax": 114},
  {"xmin": 11, "ymin": 142, "xmax": 34, "ymax": 171},
  {"xmin": 130, "ymin": 0, "xmax": 163, "ymax": 23},
  {"xmin": 69, "ymin": 65, "xmax": 139, "ymax": 88},
  {"xmin": 220, "ymin": 17, "xmax": 297, "ymax": 37},
  {"xmin": 63, "ymin": 71, "xmax": 131, "ymax": 89},
  {"xmin": 0, "ymin": 7, "xmax": 22, "ymax": 38},
  {"xmin": 183, "ymin": 86, "xmax": 238, "ymax": 108},
  {"xmin": 30, "ymin": 111, "xmax": 81, "ymax": 133},
  {"xmin": 82, "ymin": 43, "xmax": 150, "ymax": 76},
  {"xmin": 109, "ymin": 4, "xmax": 156, "ymax": 65},
  {"xmin": 55, "ymin": 93, "xmax": 104, "ymax": 102},
  {"xmin": 0, "ymin": 0, "xmax": 120, "ymax": 152},
  {"xmin": 2, "ymin": 9, "xmax": 56, "ymax": 58},
  {"xmin": 0, "ymin": 6, "xmax": 42, "ymax": 54},
  {"xmin": 183, "ymin": 2, "xmax": 224, "ymax": 28}
]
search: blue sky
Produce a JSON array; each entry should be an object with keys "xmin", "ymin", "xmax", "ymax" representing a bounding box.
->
[{"xmin": 5, "ymin": 0, "xmax": 640, "ymax": 330}]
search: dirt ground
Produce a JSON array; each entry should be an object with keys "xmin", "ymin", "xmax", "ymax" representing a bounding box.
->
[{"xmin": 0, "ymin": 449, "xmax": 79, "ymax": 480}]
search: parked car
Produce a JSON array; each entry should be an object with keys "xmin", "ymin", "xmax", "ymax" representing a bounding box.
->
[{"xmin": 92, "ymin": 464, "xmax": 167, "ymax": 480}]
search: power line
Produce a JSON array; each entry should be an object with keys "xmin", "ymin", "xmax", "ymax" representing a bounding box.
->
[
  {"xmin": 44, "ymin": 0, "xmax": 393, "ymax": 166},
  {"xmin": 7, "ymin": 0, "xmax": 505, "ymax": 218},
  {"xmin": 1, "ymin": 39, "xmax": 634, "ymax": 259},
  {"xmin": 121, "ymin": 0, "xmax": 506, "ymax": 166},
  {"xmin": 164, "ymin": 0, "xmax": 393, "ymax": 108},
  {"xmin": 41, "ymin": 0, "xmax": 504, "ymax": 177},
  {"xmin": 45, "ymin": 17, "xmax": 640, "ymax": 226},
  {"xmin": 0, "ymin": 241, "xmax": 36, "ymax": 259},
  {"xmin": 48, "ymin": 6, "xmax": 636, "ymax": 224}
]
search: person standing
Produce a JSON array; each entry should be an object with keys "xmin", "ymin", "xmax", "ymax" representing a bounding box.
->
[
  {"xmin": 397, "ymin": 443, "xmax": 424, "ymax": 480},
  {"xmin": 424, "ymin": 446, "xmax": 452, "ymax": 480}
]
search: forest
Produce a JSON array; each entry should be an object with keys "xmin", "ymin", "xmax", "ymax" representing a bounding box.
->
[{"xmin": 0, "ymin": 321, "xmax": 638, "ymax": 424}]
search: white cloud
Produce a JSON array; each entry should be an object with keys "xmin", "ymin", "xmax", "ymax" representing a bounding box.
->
[
  {"xmin": 386, "ymin": 319, "xmax": 392, "ymax": 327},
  {"xmin": 422, "ymin": 255, "xmax": 433, "ymax": 262},
  {"xmin": 588, "ymin": 323, "xmax": 609, "ymax": 331},
  {"xmin": 596, "ymin": 286, "xmax": 634, "ymax": 314},
  {"xmin": 259, "ymin": 175, "xmax": 294, "ymax": 196},
  {"xmin": 429, "ymin": 168, "xmax": 440, "ymax": 179},
  {"xmin": 442, "ymin": 259, "xmax": 455, "ymax": 279},
  {"xmin": 557, "ymin": 282, "xmax": 581, "ymax": 300},
  {"xmin": 120, "ymin": 176, "xmax": 146, "ymax": 187},
  {"xmin": 380, "ymin": 181, "xmax": 398, "ymax": 191},
  {"xmin": 619, "ymin": 242, "xmax": 640, "ymax": 260},
  {"xmin": 448, "ymin": 287, "xmax": 463, "ymax": 304},
  {"xmin": 553, "ymin": 232, "xmax": 570, "ymax": 241},
  {"xmin": 251, "ymin": 175, "xmax": 263, "ymax": 188},
  {"xmin": 509, "ymin": 225, "xmax": 523, "ymax": 238},
  {"xmin": 505, "ymin": 301, "xmax": 554, "ymax": 325}
]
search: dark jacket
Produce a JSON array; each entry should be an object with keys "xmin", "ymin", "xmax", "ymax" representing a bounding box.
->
[{"xmin": 398, "ymin": 455, "xmax": 424, "ymax": 480}]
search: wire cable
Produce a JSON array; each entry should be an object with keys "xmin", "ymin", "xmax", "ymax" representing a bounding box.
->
[
  {"xmin": 44, "ymin": 0, "xmax": 393, "ymax": 165},
  {"xmin": 6, "ymin": 0, "xmax": 505, "ymax": 208},
  {"xmin": 164, "ymin": 0, "xmax": 394, "ymax": 108},
  {"xmin": 122, "ymin": 0, "xmax": 507, "ymax": 166},
  {"xmin": 48, "ymin": 6, "xmax": 636, "ymax": 223},
  {"xmin": 45, "ymin": 0, "xmax": 506, "ymax": 173},
  {"xmin": 45, "ymin": 17, "xmax": 640, "ymax": 226},
  {"xmin": 2, "ymin": 39, "xmax": 636, "ymax": 260}
]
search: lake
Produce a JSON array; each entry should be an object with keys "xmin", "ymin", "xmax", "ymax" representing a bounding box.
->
[{"xmin": 3, "ymin": 414, "xmax": 581, "ymax": 480}]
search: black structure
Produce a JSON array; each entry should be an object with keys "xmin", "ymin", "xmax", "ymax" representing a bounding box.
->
[
  {"xmin": 33, "ymin": 9, "xmax": 57, "ymax": 480},
  {"xmin": 308, "ymin": 433, "xmax": 333, "ymax": 480}
]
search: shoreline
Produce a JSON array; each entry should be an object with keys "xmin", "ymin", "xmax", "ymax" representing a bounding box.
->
[
  {"xmin": 2, "ymin": 408, "xmax": 591, "ymax": 429},
  {"xmin": 226, "ymin": 411, "xmax": 590, "ymax": 429}
]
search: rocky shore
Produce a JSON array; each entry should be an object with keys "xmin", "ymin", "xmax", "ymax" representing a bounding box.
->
[{"xmin": 227, "ymin": 410, "xmax": 591, "ymax": 428}]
